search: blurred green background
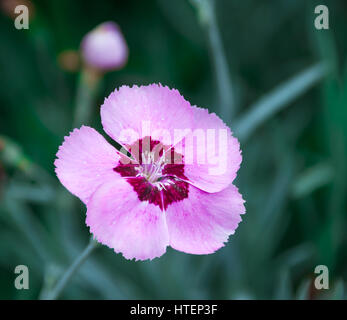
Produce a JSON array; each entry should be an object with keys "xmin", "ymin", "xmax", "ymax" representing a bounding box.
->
[{"xmin": 0, "ymin": 0, "xmax": 346, "ymax": 299}]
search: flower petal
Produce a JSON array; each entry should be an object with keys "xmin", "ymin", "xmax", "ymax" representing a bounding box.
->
[
  {"xmin": 176, "ymin": 106, "xmax": 242, "ymax": 193},
  {"xmin": 86, "ymin": 179, "xmax": 169, "ymax": 261},
  {"xmin": 166, "ymin": 184, "xmax": 245, "ymax": 255},
  {"xmin": 54, "ymin": 126, "xmax": 120, "ymax": 204},
  {"xmin": 100, "ymin": 84, "xmax": 194, "ymax": 148}
]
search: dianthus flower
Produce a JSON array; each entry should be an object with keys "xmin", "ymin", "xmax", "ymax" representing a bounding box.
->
[{"xmin": 55, "ymin": 84, "xmax": 245, "ymax": 260}]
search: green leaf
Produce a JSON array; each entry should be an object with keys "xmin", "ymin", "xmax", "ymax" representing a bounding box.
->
[
  {"xmin": 292, "ymin": 162, "xmax": 334, "ymax": 199},
  {"xmin": 234, "ymin": 63, "xmax": 329, "ymax": 141}
]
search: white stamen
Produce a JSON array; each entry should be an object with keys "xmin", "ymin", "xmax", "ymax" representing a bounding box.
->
[{"xmin": 137, "ymin": 150, "xmax": 174, "ymax": 187}]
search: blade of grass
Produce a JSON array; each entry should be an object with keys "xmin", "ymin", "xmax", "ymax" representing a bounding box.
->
[
  {"xmin": 2, "ymin": 195, "xmax": 51, "ymax": 263},
  {"xmin": 291, "ymin": 162, "xmax": 334, "ymax": 199},
  {"xmin": 234, "ymin": 62, "xmax": 329, "ymax": 141}
]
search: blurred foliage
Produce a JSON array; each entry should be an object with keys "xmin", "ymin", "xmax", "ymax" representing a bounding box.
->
[{"xmin": 0, "ymin": 0, "xmax": 346, "ymax": 299}]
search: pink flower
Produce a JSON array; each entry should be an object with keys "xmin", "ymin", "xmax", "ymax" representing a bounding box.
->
[
  {"xmin": 55, "ymin": 84, "xmax": 245, "ymax": 261},
  {"xmin": 81, "ymin": 22, "xmax": 128, "ymax": 71}
]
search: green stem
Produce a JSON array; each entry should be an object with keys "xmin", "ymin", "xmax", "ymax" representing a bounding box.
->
[
  {"xmin": 43, "ymin": 66, "xmax": 101, "ymax": 300},
  {"xmin": 73, "ymin": 67, "xmax": 101, "ymax": 128},
  {"xmin": 43, "ymin": 237, "xmax": 98, "ymax": 300},
  {"xmin": 192, "ymin": 0, "xmax": 235, "ymax": 122}
]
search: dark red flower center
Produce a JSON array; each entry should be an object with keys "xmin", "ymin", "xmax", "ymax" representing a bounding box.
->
[{"xmin": 114, "ymin": 136, "xmax": 189, "ymax": 210}]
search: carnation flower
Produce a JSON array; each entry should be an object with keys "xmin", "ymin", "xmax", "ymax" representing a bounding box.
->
[
  {"xmin": 81, "ymin": 21, "xmax": 128, "ymax": 71},
  {"xmin": 55, "ymin": 84, "xmax": 245, "ymax": 260}
]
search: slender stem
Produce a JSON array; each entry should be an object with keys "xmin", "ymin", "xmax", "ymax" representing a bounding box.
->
[
  {"xmin": 43, "ymin": 66, "xmax": 101, "ymax": 300},
  {"xmin": 43, "ymin": 237, "xmax": 98, "ymax": 300},
  {"xmin": 207, "ymin": 0, "xmax": 234, "ymax": 121},
  {"xmin": 192, "ymin": 0, "xmax": 235, "ymax": 122},
  {"xmin": 73, "ymin": 67, "xmax": 101, "ymax": 128},
  {"xmin": 41, "ymin": 64, "xmax": 101, "ymax": 300}
]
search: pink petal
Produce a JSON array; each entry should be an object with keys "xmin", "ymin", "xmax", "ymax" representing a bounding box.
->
[
  {"xmin": 54, "ymin": 126, "xmax": 120, "ymax": 204},
  {"xmin": 86, "ymin": 179, "xmax": 169, "ymax": 261},
  {"xmin": 176, "ymin": 106, "xmax": 242, "ymax": 193},
  {"xmin": 100, "ymin": 84, "xmax": 194, "ymax": 148},
  {"xmin": 166, "ymin": 183, "xmax": 245, "ymax": 255}
]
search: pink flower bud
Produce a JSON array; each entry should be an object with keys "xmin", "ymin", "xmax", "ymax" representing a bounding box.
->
[{"xmin": 81, "ymin": 22, "xmax": 128, "ymax": 71}]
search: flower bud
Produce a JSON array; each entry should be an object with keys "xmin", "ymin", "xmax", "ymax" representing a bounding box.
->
[{"xmin": 81, "ymin": 22, "xmax": 128, "ymax": 72}]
